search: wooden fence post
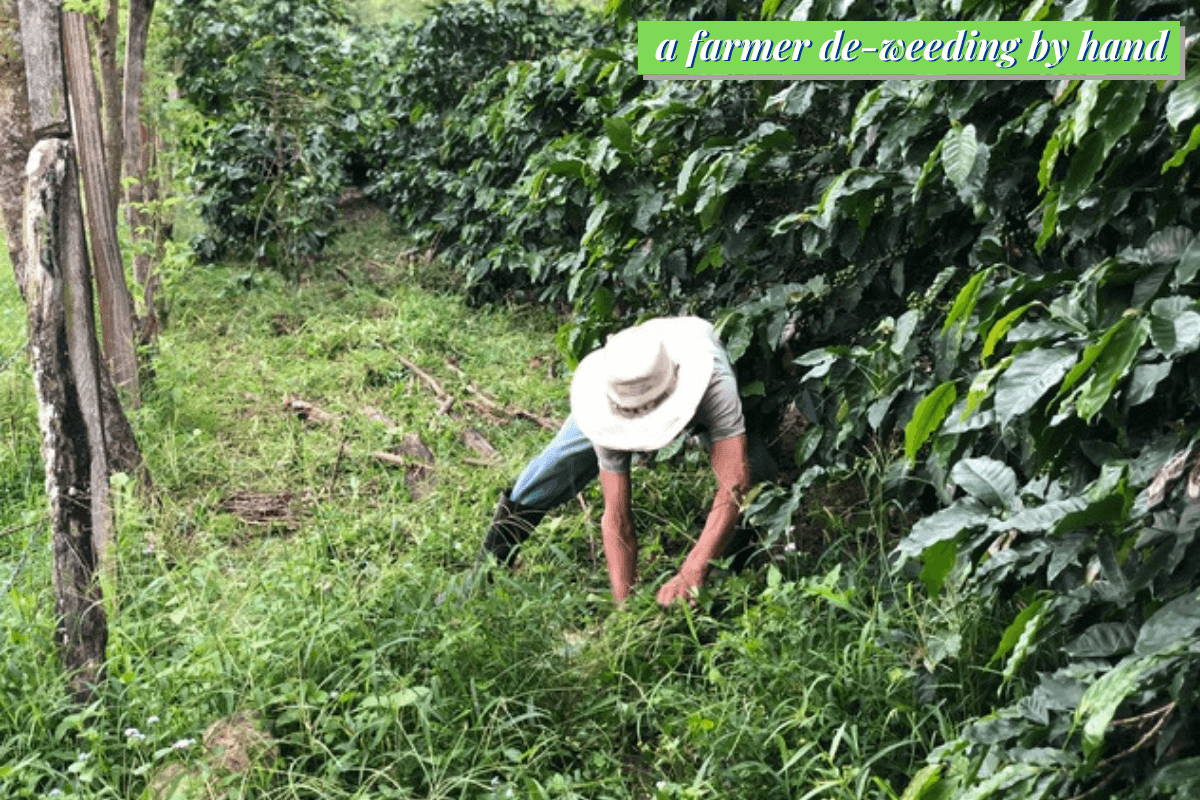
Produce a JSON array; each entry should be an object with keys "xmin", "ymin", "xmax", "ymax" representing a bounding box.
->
[
  {"xmin": 22, "ymin": 137, "xmax": 110, "ymax": 704},
  {"xmin": 18, "ymin": 0, "xmax": 116, "ymax": 704},
  {"xmin": 62, "ymin": 9, "xmax": 139, "ymax": 404}
]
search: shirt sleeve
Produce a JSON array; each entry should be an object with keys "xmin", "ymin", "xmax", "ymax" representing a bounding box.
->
[
  {"xmin": 694, "ymin": 350, "xmax": 745, "ymax": 443},
  {"xmin": 595, "ymin": 444, "xmax": 632, "ymax": 474}
]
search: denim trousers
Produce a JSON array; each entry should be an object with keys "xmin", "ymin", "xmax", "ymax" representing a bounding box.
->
[
  {"xmin": 509, "ymin": 415, "xmax": 777, "ymax": 512},
  {"xmin": 510, "ymin": 415, "xmax": 598, "ymax": 511}
]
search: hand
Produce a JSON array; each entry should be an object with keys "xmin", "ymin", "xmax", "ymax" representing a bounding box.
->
[{"xmin": 656, "ymin": 567, "xmax": 704, "ymax": 608}]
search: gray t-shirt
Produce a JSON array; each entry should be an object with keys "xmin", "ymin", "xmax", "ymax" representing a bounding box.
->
[{"xmin": 594, "ymin": 328, "xmax": 745, "ymax": 474}]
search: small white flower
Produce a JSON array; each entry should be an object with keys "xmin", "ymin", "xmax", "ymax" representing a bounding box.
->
[
  {"xmin": 48, "ymin": 790, "xmax": 63, "ymax": 798},
  {"xmin": 76, "ymin": 751, "xmax": 89, "ymax": 762},
  {"xmin": 170, "ymin": 738, "xmax": 195, "ymax": 750},
  {"xmin": 124, "ymin": 727, "xmax": 145, "ymax": 741},
  {"xmin": 784, "ymin": 541, "xmax": 797, "ymax": 552},
  {"xmin": 143, "ymin": 544, "xmax": 155, "ymax": 554},
  {"xmin": 147, "ymin": 715, "xmax": 160, "ymax": 725}
]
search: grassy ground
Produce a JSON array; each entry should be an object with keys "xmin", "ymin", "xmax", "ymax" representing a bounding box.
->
[{"xmin": 0, "ymin": 215, "xmax": 975, "ymax": 799}]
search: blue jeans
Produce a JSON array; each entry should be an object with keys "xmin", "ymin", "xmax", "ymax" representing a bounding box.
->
[{"xmin": 511, "ymin": 415, "xmax": 598, "ymax": 511}]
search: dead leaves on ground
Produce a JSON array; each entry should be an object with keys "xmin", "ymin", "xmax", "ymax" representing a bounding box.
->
[{"xmin": 219, "ymin": 491, "xmax": 304, "ymax": 530}]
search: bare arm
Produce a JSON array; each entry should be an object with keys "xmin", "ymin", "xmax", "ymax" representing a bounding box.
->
[
  {"xmin": 656, "ymin": 434, "xmax": 750, "ymax": 607},
  {"xmin": 599, "ymin": 469, "xmax": 637, "ymax": 603}
]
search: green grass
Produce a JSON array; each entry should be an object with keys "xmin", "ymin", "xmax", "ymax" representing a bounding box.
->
[{"xmin": 0, "ymin": 215, "xmax": 986, "ymax": 799}]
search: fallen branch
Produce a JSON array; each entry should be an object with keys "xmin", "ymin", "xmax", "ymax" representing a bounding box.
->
[
  {"xmin": 444, "ymin": 360, "xmax": 558, "ymax": 431},
  {"xmin": 372, "ymin": 451, "xmax": 408, "ymax": 468},
  {"xmin": 462, "ymin": 428, "xmax": 500, "ymax": 462},
  {"xmin": 397, "ymin": 355, "xmax": 450, "ymax": 402},
  {"xmin": 1099, "ymin": 703, "xmax": 1176, "ymax": 769},
  {"xmin": 463, "ymin": 458, "xmax": 496, "ymax": 468},
  {"xmin": 1067, "ymin": 702, "xmax": 1178, "ymax": 800}
]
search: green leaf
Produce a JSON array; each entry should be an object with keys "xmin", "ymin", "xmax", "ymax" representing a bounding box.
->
[
  {"xmin": 1142, "ymin": 227, "xmax": 1196, "ymax": 264},
  {"xmin": 912, "ymin": 140, "xmax": 945, "ymax": 202},
  {"xmin": 1072, "ymin": 81, "xmax": 1100, "ymax": 142},
  {"xmin": 942, "ymin": 268, "xmax": 991, "ymax": 336},
  {"xmin": 920, "ymin": 538, "xmax": 958, "ymax": 599},
  {"xmin": 1057, "ymin": 318, "xmax": 1130, "ymax": 399},
  {"xmin": 905, "ymin": 381, "xmax": 957, "ymax": 463},
  {"xmin": 603, "ymin": 117, "xmax": 633, "ymax": 153},
  {"xmin": 1149, "ymin": 296, "xmax": 1200, "ymax": 356},
  {"xmin": 958, "ymin": 763, "xmax": 1044, "ymax": 800},
  {"xmin": 941, "ymin": 123, "xmax": 979, "ymax": 195},
  {"xmin": 1177, "ymin": 233, "xmax": 1200, "ymax": 287},
  {"xmin": 1076, "ymin": 653, "xmax": 1168, "ymax": 757},
  {"xmin": 1162, "ymin": 123, "xmax": 1200, "ymax": 174},
  {"xmin": 991, "ymin": 596, "xmax": 1049, "ymax": 665},
  {"xmin": 891, "ymin": 310, "xmax": 920, "ymax": 355},
  {"xmin": 964, "ymin": 357, "xmax": 1012, "ymax": 420},
  {"xmin": 760, "ymin": 0, "xmax": 783, "ymax": 18},
  {"xmin": 548, "ymin": 158, "xmax": 587, "ymax": 178},
  {"xmin": 675, "ymin": 149, "xmax": 704, "ymax": 198},
  {"xmin": 1126, "ymin": 362, "xmax": 1173, "ymax": 407},
  {"xmin": 993, "ymin": 347, "xmax": 1077, "ymax": 427},
  {"xmin": 1004, "ymin": 497, "xmax": 1088, "ymax": 533},
  {"xmin": 899, "ymin": 764, "xmax": 943, "ymax": 800},
  {"xmin": 1061, "ymin": 130, "xmax": 1106, "ymax": 206},
  {"xmin": 1037, "ymin": 123, "xmax": 1065, "ymax": 194},
  {"xmin": 1075, "ymin": 317, "xmax": 1148, "ymax": 422},
  {"xmin": 1150, "ymin": 757, "xmax": 1200, "ymax": 794},
  {"xmin": 1035, "ymin": 189, "xmax": 1060, "ymax": 252},
  {"xmin": 951, "ymin": 457, "xmax": 1018, "ymax": 510},
  {"xmin": 981, "ymin": 303, "xmax": 1031, "ymax": 363},
  {"xmin": 1094, "ymin": 82, "xmax": 1148, "ymax": 156},
  {"xmin": 1003, "ymin": 597, "xmax": 1051, "ymax": 682},
  {"xmin": 1066, "ymin": 622, "xmax": 1136, "ymax": 658},
  {"xmin": 1166, "ymin": 71, "xmax": 1200, "ymax": 130},
  {"xmin": 360, "ymin": 686, "xmax": 431, "ymax": 711},
  {"xmin": 1135, "ymin": 590, "xmax": 1200, "ymax": 655},
  {"xmin": 898, "ymin": 498, "xmax": 990, "ymax": 558}
]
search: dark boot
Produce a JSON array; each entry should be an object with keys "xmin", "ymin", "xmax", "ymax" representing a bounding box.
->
[{"xmin": 481, "ymin": 490, "xmax": 546, "ymax": 566}]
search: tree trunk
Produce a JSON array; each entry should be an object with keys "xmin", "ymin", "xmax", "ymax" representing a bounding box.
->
[
  {"xmin": 23, "ymin": 137, "xmax": 109, "ymax": 705},
  {"xmin": 122, "ymin": 0, "xmax": 157, "ymax": 341},
  {"xmin": 0, "ymin": 0, "xmax": 32, "ymax": 289},
  {"xmin": 62, "ymin": 10, "xmax": 139, "ymax": 404},
  {"xmin": 93, "ymin": 0, "xmax": 120, "ymax": 216}
]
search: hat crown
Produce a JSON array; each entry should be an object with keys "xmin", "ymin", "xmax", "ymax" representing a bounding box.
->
[{"xmin": 604, "ymin": 331, "xmax": 676, "ymax": 411}]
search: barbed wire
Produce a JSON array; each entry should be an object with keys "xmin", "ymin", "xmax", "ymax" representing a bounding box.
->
[
  {"xmin": 0, "ymin": 340, "xmax": 28, "ymax": 374},
  {"xmin": 1, "ymin": 520, "xmax": 43, "ymax": 595}
]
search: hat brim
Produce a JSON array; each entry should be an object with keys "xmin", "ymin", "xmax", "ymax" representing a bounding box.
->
[{"xmin": 570, "ymin": 318, "xmax": 715, "ymax": 453}]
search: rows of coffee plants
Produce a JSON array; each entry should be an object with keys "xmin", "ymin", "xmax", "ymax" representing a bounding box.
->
[{"xmin": 163, "ymin": 0, "xmax": 1200, "ymax": 795}]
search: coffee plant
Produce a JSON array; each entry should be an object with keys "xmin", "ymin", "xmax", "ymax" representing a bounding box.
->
[{"xmin": 162, "ymin": 0, "xmax": 354, "ymax": 271}]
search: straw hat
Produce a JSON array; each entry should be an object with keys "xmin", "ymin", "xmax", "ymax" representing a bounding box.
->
[{"xmin": 570, "ymin": 317, "xmax": 715, "ymax": 452}]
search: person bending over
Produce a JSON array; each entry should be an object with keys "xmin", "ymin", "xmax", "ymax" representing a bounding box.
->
[{"xmin": 480, "ymin": 316, "xmax": 765, "ymax": 607}]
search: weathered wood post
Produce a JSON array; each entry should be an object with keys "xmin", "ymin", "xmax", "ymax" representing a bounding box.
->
[
  {"xmin": 18, "ymin": 0, "xmax": 111, "ymax": 704},
  {"xmin": 62, "ymin": 8, "xmax": 139, "ymax": 404},
  {"xmin": 122, "ymin": 0, "xmax": 159, "ymax": 342},
  {"xmin": 0, "ymin": 0, "xmax": 33, "ymax": 292}
]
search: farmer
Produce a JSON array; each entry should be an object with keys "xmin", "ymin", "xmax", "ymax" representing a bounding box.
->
[{"xmin": 480, "ymin": 316, "xmax": 767, "ymax": 607}]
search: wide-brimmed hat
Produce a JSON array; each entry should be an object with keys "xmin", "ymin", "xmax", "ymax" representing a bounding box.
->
[{"xmin": 570, "ymin": 317, "xmax": 715, "ymax": 452}]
